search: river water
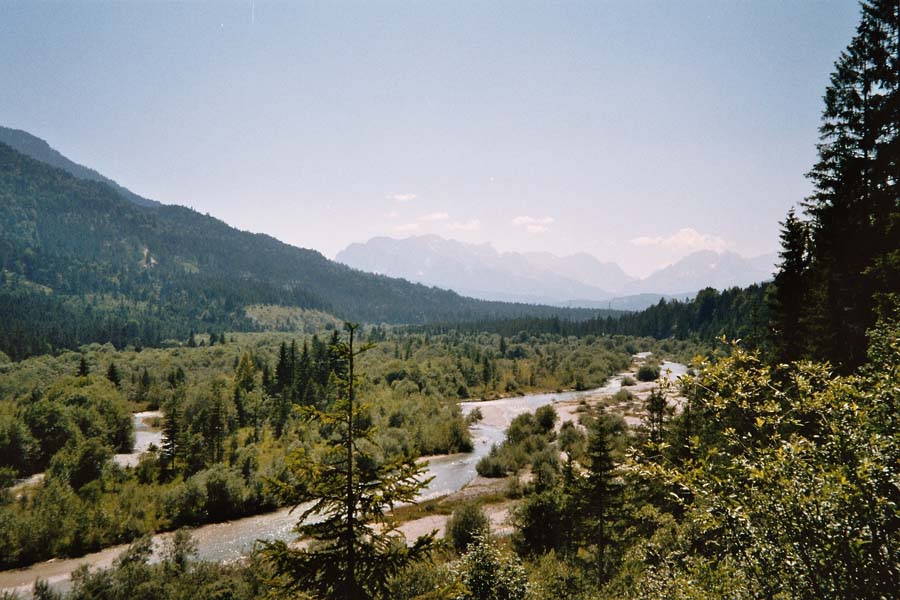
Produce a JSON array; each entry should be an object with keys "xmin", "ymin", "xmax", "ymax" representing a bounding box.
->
[
  {"xmin": 113, "ymin": 411, "xmax": 164, "ymax": 468},
  {"xmin": 0, "ymin": 360, "xmax": 686, "ymax": 596}
]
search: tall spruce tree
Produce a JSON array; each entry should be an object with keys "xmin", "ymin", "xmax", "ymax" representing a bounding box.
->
[
  {"xmin": 261, "ymin": 323, "xmax": 435, "ymax": 600},
  {"xmin": 294, "ymin": 340, "xmax": 313, "ymax": 405},
  {"xmin": 580, "ymin": 418, "xmax": 622, "ymax": 581},
  {"xmin": 797, "ymin": 0, "xmax": 900, "ymax": 369}
]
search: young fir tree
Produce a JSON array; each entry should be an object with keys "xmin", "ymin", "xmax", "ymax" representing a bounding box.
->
[
  {"xmin": 233, "ymin": 351, "xmax": 256, "ymax": 426},
  {"xmin": 643, "ymin": 387, "xmax": 669, "ymax": 446},
  {"xmin": 580, "ymin": 418, "xmax": 622, "ymax": 581},
  {"xmin": 106, "ymin": 362, "xmax": 121, "ymax": 388},
  {"xmin": 274, "ymin": 341, "xmax": 292, "ymax": 396},
  {"xmin": 768, "ymin": 209, "xmax": 810, "ymax": 363},
  {"xmin": 77, "ymin": 355, "xmax": 89, "ymax": 377},
  {"xmin": 161, "ymin": 388, "xmax": 183, "ymax": 472},
  {"xmin": 205, "ymin": 385, "xmax": 228, "ymax": 464},
  {"xmin": 293, "ymin": 341, "xmax": 313, "ymax": 405},
  {"xmin": 261, "ymin": 323, "xmax": 435, "ymax": 600},
  {"xmin": 261, "ymin": 362, "xmax": 274, "ymax": 396}
]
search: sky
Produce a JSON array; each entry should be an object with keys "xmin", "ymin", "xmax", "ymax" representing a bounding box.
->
[{"xmin": 0, "ymin": 1, "xmax": 860, "ymax": 277}]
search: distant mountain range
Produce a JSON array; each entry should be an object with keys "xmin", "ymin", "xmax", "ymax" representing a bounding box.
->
[
  {"xmin": 337, "ymin": 235, "xmax": 776, "ymax": 310},
  {"xmin": 626, "ymin": 249, "xmax": 776, "ymax": 297}
]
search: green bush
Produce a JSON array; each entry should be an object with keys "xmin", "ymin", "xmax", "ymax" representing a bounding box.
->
[
  {"xmin": 558, "ymin": 422, "xmax": 586, "ymax": 459},
  {"xmin": 446, "ymin": 502, "xmax": 490, "ymax": 553},
  {"xmin": 513, "ymin": 489, "xmax": 566, "ymax": 557},
  {"xmin": 525, "ymin": 551, "xmax": 590, "ymax": 600},
  {"xmin": 531, "ymin": 449, "xmax": 560, "ymax": 492},
  {"xmin": 387, "ymin": 561, "xmax": 457, "ymax": 600},
  {"xmin": 534, "ymin": 405, "xmax": 558, "ymax": 433},
  {"xmin": 476, "ymin": 448, "xmax": 507, "ymax": 478},
  {"xmin": 200, "ymin": 465, "xmax": 247, "ymax": 520},
  {"xmin": 636, "ymin": 364, "xmax": 660, "ymax": 382},
  {"xmin": 457, "ymin": 535, "xmax": 528, "ymax": 600},
  {"xmin": 611, "ymin": 389, "xmax": 633, "ymax": 404},
  {"xmin": 506, "ymin": 414, "xmax": 537, "ymax": 445},
  {"xmin": 48, "ymin": 437, "xmax": 112, "ymax": 490}
]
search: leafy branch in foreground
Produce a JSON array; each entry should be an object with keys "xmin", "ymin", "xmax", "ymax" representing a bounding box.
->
[
  {"xmin": 629, "ymin": 319, "xmax": 900, "ymax": 599},
  {"xmin": 260, "ymin": 322, "xmax": 435, "ymax": 600}
]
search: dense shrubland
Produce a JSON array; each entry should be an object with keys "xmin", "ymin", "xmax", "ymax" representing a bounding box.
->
[
  {"xmin": 0, "ymin": 328, "xmax": 645, "ymax": 569},
  {"xmin": 15, "ymin": 314, "xmax": 899, "ymax": 598}
]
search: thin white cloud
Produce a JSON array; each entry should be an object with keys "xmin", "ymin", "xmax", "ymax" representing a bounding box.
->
[
  {"xmin": 386, "ymin": 210, "xmax": 399, "ymax": 219},
  {"xmin": 448, "ymin": 219, "xmax": 481, "ymax": 232},
  {"xmin": 512, "ymin": 215, "xmax": 555, "ymax": 226},
  {"xmin": 388, "ymin": 193, "xmax": 417, "ymax": 203},
  {"xmin": 512, "ymin": 215, "xmax": 554, "ymax": 234},
  {"xmin": 629, "ymin": 227, "xmax": 728, "ymax": 252},
  {"xmin": 419, "ymin": 212, "xmax": 450, "ymax": 222},
  {"xmin": 394, "ymin": 222, "xmax": 420, "ymax": 232}
]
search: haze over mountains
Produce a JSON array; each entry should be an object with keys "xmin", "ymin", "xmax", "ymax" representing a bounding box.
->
[
  {"xmin": 0, "ymin": 128, "xmax": 611, "ymax": 359},
  {"xmin": 337, "ymin": 235, "xmax": 776, "ymax": 310}
]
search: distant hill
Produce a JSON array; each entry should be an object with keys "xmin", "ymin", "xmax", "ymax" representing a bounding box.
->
[
  {"xmin": 337, "ymin": 236, "xmax": 774, "ymax": 307},
  {"xmin": 0, "ymin": 126, "xmax": 160, "ymax": 208},
  {"xmin": 0, "ymin": 135, "xmax": 609, "ymax": 360},
  {"xmin": 557, "ymin": 293, "xmax": 692, "ymax": 312}
]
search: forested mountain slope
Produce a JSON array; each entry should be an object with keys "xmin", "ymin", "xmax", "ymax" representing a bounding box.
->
[
  {"xmin": 0, "ymin": 126, "xmax": 160, "ymax": 208},
  {"xmin": 0, "ymin": 141, "xmax": 606, "ymax": 360}
]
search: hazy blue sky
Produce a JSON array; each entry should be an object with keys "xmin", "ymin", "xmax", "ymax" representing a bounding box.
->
[{"xmin": 1, "ymin": 1, "xmax": 859, "ymax": 276}]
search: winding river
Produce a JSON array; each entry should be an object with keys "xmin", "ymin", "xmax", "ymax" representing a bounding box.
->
[{"xmin": 0, "ymin": 360, "xmax": 686, "ymax": 596}]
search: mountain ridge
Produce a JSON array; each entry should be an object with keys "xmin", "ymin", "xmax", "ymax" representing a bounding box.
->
[
  {"xmin": 337, "ymin": 235, "xmax": 775, "ymax": 308},
  {"xmin": 0, "ymin": 126, "xmax": 161, "ymax": 208}
]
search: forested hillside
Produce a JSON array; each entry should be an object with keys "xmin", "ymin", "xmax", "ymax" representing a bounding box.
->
[
  {"xmin": 0, "ymin": 126, "xmax": 160, "ymax": 208},
  {"xmin": 0, "ymin": 142, "xmax": 607, "ymax": 361}
]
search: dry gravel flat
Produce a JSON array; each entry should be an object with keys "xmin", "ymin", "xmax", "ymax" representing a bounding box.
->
[{"xmin": 397, "ymin": 501, "xmax": 515, "ymax": 541}]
